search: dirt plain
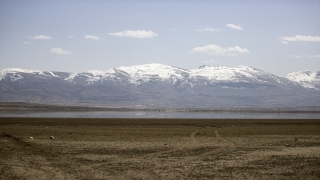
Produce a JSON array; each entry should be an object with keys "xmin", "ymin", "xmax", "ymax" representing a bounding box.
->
[{"xmin": 0, "ymin": 118, "xmax": 319, "ymax": 180}]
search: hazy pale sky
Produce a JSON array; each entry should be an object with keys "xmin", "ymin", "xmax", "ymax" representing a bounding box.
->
[{"xmin": 0, "ymin": 0, "xmax": 319, "ymax": 75}]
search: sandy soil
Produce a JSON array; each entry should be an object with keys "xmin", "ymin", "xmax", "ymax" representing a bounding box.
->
[{"xmin": 0, "ymin": 118, "xmax": 319, "ymax": 180}]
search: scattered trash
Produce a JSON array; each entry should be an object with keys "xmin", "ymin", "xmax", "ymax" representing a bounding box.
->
[
  {"xmin": 285, "ymin": 144, "xmax": 290, "ymax": 146},
  {"xmin": 30, "ymin": 137, "xmax": 34, "ymax": 140},
  {"xmin": 50, "ymin": 136, "xmax": 55, "ymax": 140}
]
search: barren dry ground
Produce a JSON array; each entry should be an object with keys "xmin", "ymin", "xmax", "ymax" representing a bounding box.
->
[{"xmin": 0, "ymin": 118, "xmax": 319, "ymax": 180}]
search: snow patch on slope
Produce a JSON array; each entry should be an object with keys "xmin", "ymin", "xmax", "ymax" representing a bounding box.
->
[
  {"xmin": 46, "ymin": 71, "xmax": 59, "ymax": 77},
  {"xmin": 64, "ymin": 72, "xmax": 78, "ymax": 81}
]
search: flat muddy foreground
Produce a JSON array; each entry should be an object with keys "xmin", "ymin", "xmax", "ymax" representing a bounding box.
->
[{"xmin": 1, "ymin": 118, "xmax": 319, "ymax": 180}]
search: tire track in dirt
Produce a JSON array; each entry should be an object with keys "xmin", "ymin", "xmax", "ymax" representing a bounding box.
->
[
  {"xmin": 128, "ymin": 126, "xmax": 238, "ymax": 180},
  {"xmin": 1, "ymin": 134, "xmax": 123, "ymax": 179},
  {"xmin": 2, "ymin": 125, "xmax": 238, "ymax": 180},
  {"xmin": 215, "ymin": 128, "xmax": 237, "ymax": 153},
  {"xmin": 113, "ymin": 126, "xmax": 203, "ymax": 180},
  {"xmin": 153, "ymin": 127, "xmax": 235, "ymax": 167},
  {"xmin": 190, "ymin": 127, "xmax": 205, "ymax": 145},
  {"xmin": 1, "ymin": 135, "xmax": 71, "ymax": 179},
  {"xmin": 3, "ymin": 126, "xmax": 236, "ymax": 180},
  {"xmin": 110, "ymin": 126, "xmax": 204, "ymax": 180},
  {"xmin": 138, "ymin": 126, "xmax": 203, "ymax": 159}
]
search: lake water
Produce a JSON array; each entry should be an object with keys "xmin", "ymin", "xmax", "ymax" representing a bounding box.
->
[{"xmin": 0, "ymin": 111, "xmax": 319, "ymax": 119}]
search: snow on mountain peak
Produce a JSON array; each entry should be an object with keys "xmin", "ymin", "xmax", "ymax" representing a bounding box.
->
[
  {"xmin": 190, "ymin": 65, "xmax": 260, "ymax": 81},
  {"xmin": 85, "ymin": 69, "xmax": 115, "ymax": 76},
  {"xmin": 283, "ymin": 71, "xmax": 317, "ymax": 81},
  {"xmin": 1, "ymin": 64, "xmax": 317, "ymax": 89},
  {"xmin": 115, "ymin": 63, "xmax": 189, "ymax": 84},
  {"xmin": 1, "ymin": 68, "xmax": 43, "ymax": 74},
  {"xmin": 0, "ymin": 68, "xmax": 59, "ymax": 81},
  {"xmin": 283, "ymin": 71, "xmax": 320, "ymax": 89}
]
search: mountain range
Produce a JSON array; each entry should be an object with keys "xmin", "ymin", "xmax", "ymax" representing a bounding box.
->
[{"xmin": 1, "ymin": 64, "xmax": 319, "ymax": 108}]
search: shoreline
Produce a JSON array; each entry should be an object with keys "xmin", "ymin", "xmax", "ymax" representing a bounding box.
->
[{"xmin": 1, "ymin": 102, "xmax": 320, "ymax": 113}]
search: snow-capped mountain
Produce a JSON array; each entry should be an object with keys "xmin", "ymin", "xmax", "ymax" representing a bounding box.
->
[
  {"xmin": 1, "ymin": 64, "xmax": 319, "ymax": 107},
  {"xmin": 0, "ymin": 64, "xmax": 300, "ymax": 86},
  {"xmin": 0, "ymin": 68, "xmax": 61, "ymax": 82},
  {"xmin": 283, "ymin": 71, "xmax": 320, "ymax": 90},
  {"xmin": 188, "ymin": 65, "xmax": 296, "ymax": 87}
]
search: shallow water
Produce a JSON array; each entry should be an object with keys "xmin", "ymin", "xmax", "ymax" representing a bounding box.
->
[{"xmin": 0, "ymin": 111, "xmax": 319, "ymax": 119}]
